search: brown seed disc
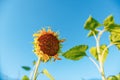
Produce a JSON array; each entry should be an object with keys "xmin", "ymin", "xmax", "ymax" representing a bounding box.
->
[{"xmin": 38, "ymin": 34, "xmax": 59, "ymax": 56}]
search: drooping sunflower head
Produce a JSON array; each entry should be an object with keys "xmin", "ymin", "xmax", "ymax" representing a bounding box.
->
[{"xmin": 33, "ymin": 28, "xmax": 64, "ymax": 62}]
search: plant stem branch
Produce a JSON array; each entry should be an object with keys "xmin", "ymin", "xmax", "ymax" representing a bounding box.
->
[
  {"xmin": 93, "ymin": 29, "xmax": 106, "ymax": 80},
  {"xmin": 102, "ymin": 42, "xmax": 120, "ymax": 59},
  {"xmin": 33, "ymin": 57, "xmax": 41, "ymax": 80},
  {"xmin": 86, "ymin": 55, "xmax": 100, "ymax": 72},
  {"xmin": 101, "ymin": 43, "xmax": 113, "ymax": 58},
  {"xmin": 30, "ymin": 65, "xmax": 35, "ymax": 80}
]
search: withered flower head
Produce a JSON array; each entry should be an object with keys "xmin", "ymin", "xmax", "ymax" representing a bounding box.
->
[{"xmin": 33, "ymin": 28, "xmax": 64, "ymax": 62}]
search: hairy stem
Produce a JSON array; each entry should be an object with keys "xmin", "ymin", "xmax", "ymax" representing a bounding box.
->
[
  {"xmin": 86, "ymin": 55, "xmax": 100, "ymax": 72},
  {"xmin": 30, "ymin": 65, "xmax": 35, "ymax": 80},
  {"xmin": 33, "ymin": 57, "xmax": 41, "ymax": 80},
  {"xmin": 93, "ymin": 30, "xmax": 106, "ymax": 80},
  {"xmin": 102, "ymin": 42, "xmax": 120, "ymax": 58},
  {"xmin": 101, "ymin": 43, "xmax": 113, "ymax": 58}
]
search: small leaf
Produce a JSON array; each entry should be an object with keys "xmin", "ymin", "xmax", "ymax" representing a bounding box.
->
[
  {"xmin": 110, "ymin": 32, "xmax": 120, "ymax": 50},
  {"xmin": 33, "ymin": 60, "xmax": 36, "ymax": 65},
  {"xmin": 104, "ymin": 15, "xmax": 114, "ymax": 28},
  {"xmin": 100, "ymin": 45, "xmax": 108, "ymax": 63},
  {"xmin": 63, "ymin": 45, "xmax": 88, "ymax": 60},
  {"xmin": 84, "ymin": 16, "xmax": 101, "ymax": 30},
  {"xmin": 87, "ymin": 30, "xmax": 98, "ymax": 37},
  {"xmin": 90, "ymin": 47, "xmax": 98, "ymax": 60},
  {"xmin": 22, "ymin": 66, "xmax": 31, "ymax": 71},
  {"xmin": 107, "ymin": 75, "xmax": 118, "ymax": 80},
  {"xmin": 90, "ymin": 45, "xmax": 108, "ymax": 63},
  {"xmin": 22, "ymin": 75, "xmax": 29, "ymax": 80},
  {"xmin": 42, "ymin": 69, "xmax": 55, "ymax": 80}
]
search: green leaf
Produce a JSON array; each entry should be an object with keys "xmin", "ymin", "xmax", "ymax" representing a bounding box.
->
[
  {"xmin": 22, "ymin": 75, "xmax": 29, "ymax": 80},
  {"xmin": 33, "ymin": 60, "xmax": 36, "ymax": 65},
  {"xmin": 108, "ymin": 24, "xmax": 120, "ymax": 50},
  {"xmin": 42, "ymin": 69, "xmax": 55, "ymax": 80},
  {"xmin": 106, "ymin": 24, "xmax": 120, "ymax": 32},
  {"xmin": 22, "ymin": 66, "xmax": 31, "ymax": 71},
  {"xmin": 107, "ymin": 75, "xmax": 118, "ymax": 80},
  {"xmin": 87, "ymin": 30, "xmax": 99, "ymax": 37},
  {"xmin": 104, "ymin": 15, "xmax": 114, "ymax": 28},
  {"xmin": 90, "ymin": 47, "xmax": 98, "ymax": 60},
  {"xmin": 90, "ymin": 45, "xmax": 108, "ymax": 63},
  {"xmin": 110, "ymin": 32, "xmax": 120, "ymax": 50},
  {"xmin": 84, "ymin": 16, "xmax": 101, "ymax": 30},
  {"xmin": 100, "ymin": 45, "xmax": 109, "ymax": 63},
  {"xmin": 63, "ymin": 45, "xmax": 88, "ymax": 60},
  {"xmin": 116, "ymin": 73, "xmax": 120, "ymax": 79}
]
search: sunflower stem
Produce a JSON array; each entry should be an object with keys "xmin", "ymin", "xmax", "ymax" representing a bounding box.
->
[
  {"xmin": 93, "ymin": 30, "xmax": 106, "ymax": 80},
  {"xmin": 32, "ymin": 57, "xmax": 41, "ymax": 80},
  {"xmin": 86, "ymin": 55, "xmax": 100, "ymax": 72}
]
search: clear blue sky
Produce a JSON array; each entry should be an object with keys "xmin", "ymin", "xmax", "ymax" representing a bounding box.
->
[{"xmin": 0, "ymin": 0, "xmax": 120, "ymax": 80}]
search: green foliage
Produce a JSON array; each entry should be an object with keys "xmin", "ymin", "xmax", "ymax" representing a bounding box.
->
[
  {"xmin": 90, "ymin": 45, "xmax": 108, "ymax": 63},
  {"xmin": 107, "ymin": 73, "xmax": 120, "ymax": 80},
  {"xmin": 110, "ymin": 32, "xmax": 120, "ymax": 50},
  {"xmin": 90, "ymin": 47, "xmax": 98, "ymax": 60},
  {"xmin": 22, "ymin": 75, "xmax": 29, "ymax": 80},
  {"xmin": 42, "ymin": 69, "xmax": 55, "ymax": 80},
  {"xmin": 22, "ymin": 66, "xmax": 31, "ymax": 71},
  {"xmin": 84, "ymin": 16, "xmax": 101, "ymax": 30},
  {"xmin": 63, "ymin": 45, "xmax": 88, "ymax": 60},
  {"xmin": 87, "ymin": 30, "xmax": 99, "ymax": 37},
  {"xmin": 104, "ymin": 15, "xmax": 114, "ymax": 28},
  {"xmin": 104, "ymin": 15, "xmax": 120, "ymax": 50},
  {"xmin": 106, "ymin": 24, "xmax": 120, "ymax": 32},
  {"xmin": 33, "ymin": 60, "xmax": 36, "ymax": 65},
  {"xmin": 116, "ymin": 73, "xmax": 120, "ymax": 79}
]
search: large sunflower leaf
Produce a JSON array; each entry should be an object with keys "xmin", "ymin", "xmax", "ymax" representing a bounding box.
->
[
  {"xmin": 90, "ymin": 45, "xmax": 108, "ymax": 63},
  {"xmin": 84, "ymin": 16, "xmax": 101, "ymax": 30},
  {"xmin": 62, "ymin": 45, "xmax": 88, "ymax": 60}
]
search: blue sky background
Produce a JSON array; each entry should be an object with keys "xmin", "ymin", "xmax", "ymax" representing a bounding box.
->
[{"xmin": 0, "ymin": 0, "xmax": 120, "ymax": 80}]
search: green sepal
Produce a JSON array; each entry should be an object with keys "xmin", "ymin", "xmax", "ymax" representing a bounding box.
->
[{"xmin": 62, "ymin": 45, "xmax": 88, "ymax": 60}]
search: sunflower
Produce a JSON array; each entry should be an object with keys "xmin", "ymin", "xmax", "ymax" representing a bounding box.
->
[{"xmin": 33, "ymin": 28, "xmax": 64, "ymax": 62}]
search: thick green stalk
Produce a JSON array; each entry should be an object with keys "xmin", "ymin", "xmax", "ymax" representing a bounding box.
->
[{"xmin": 32, "ymin": 57, "xmax": 41, "ymax": 80}]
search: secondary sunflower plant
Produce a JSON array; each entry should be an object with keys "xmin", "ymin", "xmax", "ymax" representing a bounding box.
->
[
  {"xmin": 31, "ymin": 28, "xmax": 64, "ymax": 80},
  {"xmin": 62, "ymin": 15, "xmax": 120, "ymax": 80}
]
